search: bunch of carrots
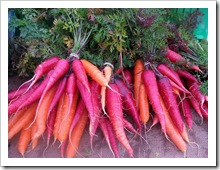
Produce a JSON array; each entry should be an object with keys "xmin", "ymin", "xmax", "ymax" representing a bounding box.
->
[{"xmin": 8, "ymin": 48, "xmax": 208, "ymax": 158}]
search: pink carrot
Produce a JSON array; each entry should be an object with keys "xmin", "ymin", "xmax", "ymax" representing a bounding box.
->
[
  {"xmin": 20, "ymin": 56, "xmax": 60, "ymax": 93},
  {"xmin": 158, "ymin": 76, "xmax": 184, "ymax": 133},
  {"xmin": 99, "ymin": 117, "xmax": 119, "ymax": 158},
  {"xmin": 76, "ymin": 80, "xmax": 95, "ymax": 136},
  {"xmin": 123, "ymin": 118, "xmax": 138, "ymax": 134},
  {"xmin": 142, "ymin": 69, "xmax": 167, "ymax": 136},
  {"xmin": 106, "ymin": 83, "xmax": 133, "ymax": 157},
  {"xmin": 177, "ymin": 69, "xmax": 200, "ymax": 84},
  {"xmin": 114, "ymin": 77, "xmax": 141, "ymax": 132},
  {"xmin": 72, "ymin": 59, "xmax": 91, "ymax": 93},
  {"xmin": 60, "ymin": 138, "xmax": 68, "ymax": 158},
  {"xmin": 188, "ymin": 95, "xmax": 203, "ymax": 120},
  {"xmin": 165, "ymin": 48, "xmax": 202, "ymax": 72},
  {"xmin": 90, "ymin": 80, "xmax": 101, "ymax": 147},
  {"xmin": 47, "ymin": 76, "xmax": 67, "ymax": 117},
  {"xmin": 12, "ymin": 70, "xmax": 54, "ymax": 115},
  {"xmin": 157, "ymin": 64, "xmax": 190, "ymax": 94}
]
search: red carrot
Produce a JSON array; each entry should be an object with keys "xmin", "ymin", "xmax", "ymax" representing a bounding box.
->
[
  {"xmin": 177, "ymin": 69, "xmax": 200, "ymax": 84},
  {"xmin": 106, "ymin": 83, "xmax": 133, "ymax": 157},
  {"xmin": 188, "ymin": 95, "xmax": 203, "ymax": 121},
  {"xmin": 142, "ymin": 69, "xmax": 167, "ymax": 136},
  {"xmin": 165, "ymin": 48, "xmax": 202, "ymax": 72},
  {"xmin": 114, "ymin": 77, "xmax": 141, "ymax": 132},
  {"xmin": 157, "ymin": 76, "xmax": 184, "ymax": 133}
]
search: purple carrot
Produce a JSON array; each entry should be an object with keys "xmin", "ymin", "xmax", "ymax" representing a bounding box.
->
[
  {"xmin": 123, "ymin": 118, "xmax": 138, "ymax": 134},
  {"xmin": 157, "ymin": 76, "xmax": 184, "ymax": 133},
  {"xmin": 114, "ymin": 77, "xmax": 142, "ymax": 132}
]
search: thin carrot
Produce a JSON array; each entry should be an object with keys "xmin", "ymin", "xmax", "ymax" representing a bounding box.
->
[
  {"xmin": 134, "ymin": 59, "xmax": 145, "ymax": 109},
  {"xmin": 8, "ymin": 101, "xmax": 38, "ymax": 140},
  {"xmin": 66, "ymin": 109, "xmax": 88, "ymax": 158},
  {"xmin": 31, "ymin": 122, "xmax": 40, "ymax": 150},
  {"xmin": 32, "ymin": 81, "xmax": 59, "ymax": 140}
]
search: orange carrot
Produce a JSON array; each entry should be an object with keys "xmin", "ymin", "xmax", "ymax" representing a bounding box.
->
[
  {"xmin": 17, "ymin": 123, "xmax": 32, "ymax": 156},
  {"xmin": 8, "ymin": 108, "xmax": 27, "ymax": 131},
  {"xmin": 101, "ymin": 64, "xmax": 113, "ymax": 115},
  {"xmin": 134, "ymin": 59, "xmax": 145, "ymax": 109},
  {"xmin": 32, "ymin": 81, "xmax": 59, "ymax": 140},
  {"xmin": 139, "ymin": 83, "xmax": 150, "ymax": 124},
  {"xmin": 31, "ymin": 122, "xmax": 40, "ymax": 150},
  {"xmin": 66, "ymin": 109, "xmax": 88, "ymax": 158},
  {"xmin": 8, "ymin": 101, "xmax": 38, "ymax": 140},
  {"xmin": 57, "ymin": 89, "xmax": 79, "ymax": 143},
  {"xmin": 160, "ymin": 96, "xmax": 187, "ymax": 153}
]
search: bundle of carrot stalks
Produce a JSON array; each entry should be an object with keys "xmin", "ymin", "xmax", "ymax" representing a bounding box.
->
[{"xmin": 8, "ymin": 47, "xmax": 208, "ymax": 158}]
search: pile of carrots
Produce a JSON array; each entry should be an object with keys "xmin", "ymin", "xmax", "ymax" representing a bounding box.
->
[{"xmin": 8, "ymin": 49, "xmax": 208, "ymax": 158}]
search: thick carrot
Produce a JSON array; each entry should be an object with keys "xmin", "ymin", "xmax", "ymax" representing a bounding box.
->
[
  {"xmin": 158, "ymin": 76, "xmax": 184, "ymax": 133},
  {"xmin": 134, "ymin": 59, "xmax": 145, "ymax": 109},
  {"xmin": 12, "ymin": 70, "xmax": 53, "ymax": 116},
  {"xmin": 76, "ymin": 79, "xmax": 95, "ymax": 136},
  {"xmin": 32, "ymin": 81, "xmax": 59, "ymax": 140},
  {"xmin": 123, "ymin": 69, "xmax": 133, "ymax": 86},
  {"xmin": 157, "ymin": 64, "xmax": 190, "ymax": 94},
  {"xmin": 8, "ymin": 101, "xmax": 38, "ymax": 140},
  {"xmin": 139, "ymin": 83, "xmax": 150, "ymax": 124},
  {"xmin": 165, "ymin": 48, "xmax": 202, "ymax": 72},
  {"xmin": 66, "ymin": 109, "xmax": 88, "ymax": 158},
  {"xmin": 114, "ymin": 77, "xmax": 141, "ymax": 132},
  {"xmin": 57, "ymin": 89, "xmax": 79, "ymax": 143},
  {"xmin": 160, "ymin": 96, "xmax": 187, "ymax": 153},
  {"xmin": 72, "ymin": 59, "xmax": 91, "ymax": 93},
  {"xmin": 23, "ymin": 56, "xmax": 60, "ymax": 93},
  {"xmin": 17, "ymin": 123, "xmax": 32, "ymax": 156},
  {"xmin": 106, "ymin": 83, "xmax": 133, "ymax": 157},
  {"xmin": 142, "ymin": 69, "xmax": 167, "ymax": 136}
]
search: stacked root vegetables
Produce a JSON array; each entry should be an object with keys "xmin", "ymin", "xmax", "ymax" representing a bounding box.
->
[{"xmin": 8, "ymin": 49, "xmax": 208, "ymax": 158}]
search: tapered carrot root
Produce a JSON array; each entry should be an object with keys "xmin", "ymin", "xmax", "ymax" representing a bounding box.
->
[{"xmin": 106, "ymin": 83, "xmax": 133, "ymax": 157}]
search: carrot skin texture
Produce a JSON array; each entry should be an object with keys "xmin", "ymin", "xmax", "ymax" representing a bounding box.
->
[
  {"xmin": 114, "ymin": 78, "xmax": 141, "ymax": 132},
  {"xmin": 33, "ymin": 82, "xmax": 59, "ymax": 139},
  {"xmin": 66, "ymin": 109, "xmax": 88, "ymax": 158},
  {"xmin": 158, "ymin": 76, "xmax": 184, "ymax": 133},
  {"xmin": 8, "ymin": 101, "xmax": 38, "ymax": 140},
  {"xmin": 76, "ymin": 79, "xmax": 95, "ymax": 136},
  {"xmin": 160, "ymin": 96, "xmax": 187, "ymax": 153},
  {"xmin": 134, "ymin": 59, "xmax": 145, "ymax": 109},
  {"xmin": 106, "ymin": 83, "xmax": 133, "ymax": 157},
  {"xmin": 142, "ymin": 69, "xmax": 166, "ymax": 135}
]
